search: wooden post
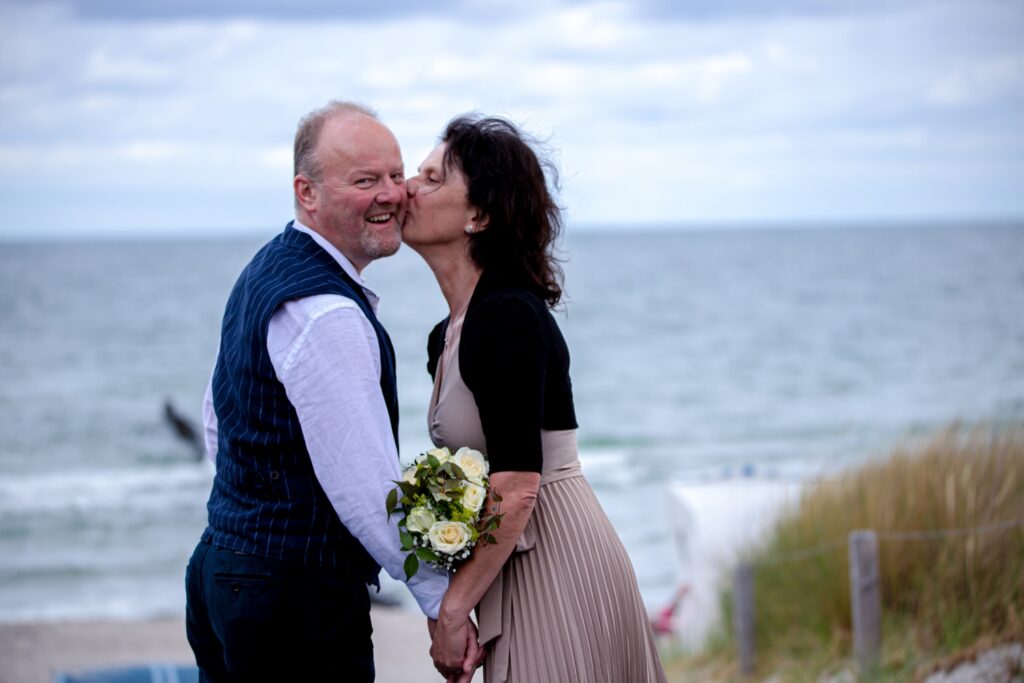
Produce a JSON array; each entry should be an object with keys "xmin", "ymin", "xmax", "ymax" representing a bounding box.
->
[
  {"xmin": 733, "ymin": 562, "xmax": 755, "ymax": 676},
  {"xmin": 849, "ymin": 530, "xmax": 881, "ymax": 676}
]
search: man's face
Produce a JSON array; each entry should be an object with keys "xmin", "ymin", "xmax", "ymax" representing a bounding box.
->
[{"xmin": 308, "ymin": 113, "xmax": 406, "ymax": 271}]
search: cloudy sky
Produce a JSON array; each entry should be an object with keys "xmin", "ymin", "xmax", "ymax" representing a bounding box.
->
[{"xmin": 1, "ymin": 0, "xmax": 1022, "ymax": 238}]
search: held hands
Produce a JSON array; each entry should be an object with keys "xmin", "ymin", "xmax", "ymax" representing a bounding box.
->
[{"xmin": 427, "ymin": 616, "xmax": 485, "ymax": 682}]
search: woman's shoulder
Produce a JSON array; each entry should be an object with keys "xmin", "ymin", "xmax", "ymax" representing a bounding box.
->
[
  {"xmin": 469, "ymin": 268, "xmax": 551, "ymax": 321},
  {"xmin": 466, "ymin": 284, "xmax": 549, "ymax": 336},
  {"xmin": 475, "ymin": 283, "xmax": 547, "ymax": 311}
]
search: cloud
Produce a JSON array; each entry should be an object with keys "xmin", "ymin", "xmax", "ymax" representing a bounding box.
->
[
  {"xmin": 928, "ymin": 55, "xmax": 1024, "ymax": 107},
  {"xmin": 83, "ymin": 49, "xmax": 173, "ymax": 86},
  {"xmin": 6, "ymin": 0, "xmax": 963, "ymax": 22},
  {"xmin": 5, "ymin": 0, "xmax": 468, "ymax": 21},
  {"xmin": 0, "ymin": 0, "xmax": 1022, "ymax": 236}
]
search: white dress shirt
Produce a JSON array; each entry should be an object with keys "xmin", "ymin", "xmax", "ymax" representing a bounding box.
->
[{"xmin": 203, "ymin": 221, "xmax": 447, "ymax": 618}]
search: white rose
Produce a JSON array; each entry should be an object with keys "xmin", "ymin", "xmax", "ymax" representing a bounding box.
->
[
  {"xmin": 401, "ymin": 465, "xmax": 418, "ymax": 485},
  {"xmin": 460, "ymin": 482, "xmax": 486, "ymax": 513},
  {"xmin": 428, "ymin": 521, "xmax": 471, "ymax": 555},
  {"xmin": 427, "ymin": 447, "xmax": 451, "ymax": 464},
  {"xmin": 405, "ymin": 506, "xmax": 436, "ymax": 534},
  {"xmin": 452, "ymin": 447, "xmax": 488, "ymax": 484}
]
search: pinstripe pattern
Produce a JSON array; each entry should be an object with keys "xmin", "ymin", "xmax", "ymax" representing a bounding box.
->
[{"xmin": 203, "ymin": 224, "xmax": 398, "ymax": 574}]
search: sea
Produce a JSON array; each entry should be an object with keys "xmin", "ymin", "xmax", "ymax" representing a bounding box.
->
[{"xmin": 1, "ymin": 223, "xmax": 1022, "ymax": 623}]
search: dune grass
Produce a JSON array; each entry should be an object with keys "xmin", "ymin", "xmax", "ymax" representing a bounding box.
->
[{"xmin": 664, "ymin": 423, "xmax": 1024, "ymax": 682}]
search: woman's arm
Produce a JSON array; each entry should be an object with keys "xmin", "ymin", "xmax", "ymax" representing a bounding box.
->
[
  {"xmin": 431, "ymin": 289, "xmax": 550, "ymax": 676},
  {"xmin": 430, "ymin": 470, "xmax": 541, "ymax": 672}
]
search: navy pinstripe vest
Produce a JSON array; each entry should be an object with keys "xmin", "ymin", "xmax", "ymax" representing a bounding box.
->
[{"xmin": 203, "ymin": 224, "xmax": 398, "ymax": 578}]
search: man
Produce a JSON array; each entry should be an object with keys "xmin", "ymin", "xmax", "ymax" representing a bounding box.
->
[{"xmin": 185, "ymin": 101, "xmax": 473, "ymax": 681}]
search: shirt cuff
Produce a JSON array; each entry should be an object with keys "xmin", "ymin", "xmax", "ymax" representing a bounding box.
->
[{"xmin": 406, "ymin": 567, "xmax": 450, "ymax": 620}]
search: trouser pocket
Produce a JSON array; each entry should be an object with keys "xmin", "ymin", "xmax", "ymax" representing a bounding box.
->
[{"xmin": 212, "ymin": 571, "xmax": 274, "ymax": 591}]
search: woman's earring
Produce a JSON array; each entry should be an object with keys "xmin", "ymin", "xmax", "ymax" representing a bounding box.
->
[{"xmin": 464, "ymin": 223, "xmax": 475, "ymax": 234}]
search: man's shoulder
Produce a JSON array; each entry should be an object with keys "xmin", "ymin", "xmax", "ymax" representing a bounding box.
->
[
  {"xmin": 248, "ymin": 227, "xmax": 327, "ymax": 272},
  {"xmin": 282, "ymin": 293, "xmax": 364, "ymax": 323},
  {"xmin": 241, "ymin": 234, "xmax": 357, "ymax": 300}
]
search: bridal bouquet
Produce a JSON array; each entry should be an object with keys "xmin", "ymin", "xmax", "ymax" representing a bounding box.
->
[{"xmin": 386, "ymin": 446, "xmax": 502, "ymax": 579}]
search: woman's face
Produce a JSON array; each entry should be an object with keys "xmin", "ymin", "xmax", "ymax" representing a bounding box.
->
[{"xmin": 403, "ymin": 143, "xmax": 477, "ymax": 250}]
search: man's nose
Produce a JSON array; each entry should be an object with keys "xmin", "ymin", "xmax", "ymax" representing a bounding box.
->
[{"xmin": 376, "ymin": 176, "xmax": 404, "ymax": 205}]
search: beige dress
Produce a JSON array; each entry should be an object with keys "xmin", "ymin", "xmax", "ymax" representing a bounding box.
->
[{"xmin": 428, "ymin": 312, "xmax": 668, "ymax": 683}]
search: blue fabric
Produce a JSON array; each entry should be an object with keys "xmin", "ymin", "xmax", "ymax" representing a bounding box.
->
[
  {"xmin": 185, "ymin": 540, "xmax": 374, "ymax": 682},
  {"xmin": 53, "ymin": 664, "xmax": 198, "ymax": 683},
  {"xmin": 204, "ymin": 224, "xmax": 397, "ymax": 576}
]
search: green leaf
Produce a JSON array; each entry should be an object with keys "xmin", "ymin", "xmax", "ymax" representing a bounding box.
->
[
  {"xmin": 480, "ymin": 533, "xmax": 497, "ymax": 546},
  {"xmin": 491, "ymin": 489, "xmax": 503, "ymax": 503},
  {"xmin": 385, "ymin": 488, "xmax": 398, "ymax": 518},
  {"xmin": 427, "ymin": 454, "xmax": 441, "ymax": 469},
  {"xmin": 397, "ymin": 481, "xmax": 418, "ymax": 497},
  {"xmin": 403, "ymin": 553, "xmax": 419, "ymax": 580},
  {"xmin": 399, "ymin": 529, "xmax": 414, "ymax": 551},
  {"xmin": 445, "ymin": 462, "xmax": 468, "ymax": 480},
  {"xmin": 415, "ymin": 547, "xmax": 439, "ymax": 563}
]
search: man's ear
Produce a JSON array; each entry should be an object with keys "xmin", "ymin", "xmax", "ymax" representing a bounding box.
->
[{"xmin": 294, "ymin": 175, "xmax": 317, "ymax": 213}]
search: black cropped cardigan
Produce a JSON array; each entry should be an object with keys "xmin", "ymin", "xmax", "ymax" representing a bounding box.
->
[{"xmin": 427, "ymin": 269, "xmax": 578, "ymax": 473}]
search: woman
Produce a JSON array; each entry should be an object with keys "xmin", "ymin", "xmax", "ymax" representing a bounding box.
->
[{"xmin": 403, "ymin": 115, "xmax": 667, "ymax": 683}]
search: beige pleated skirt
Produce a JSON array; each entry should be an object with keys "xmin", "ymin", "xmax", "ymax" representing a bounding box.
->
[
  {"xmin": 475, "ymin": 431, "xmax": 668, "ymax": 683},
  {"xmin": 428, "ymin": 317, "xmax": 668, "ymax": 682}
]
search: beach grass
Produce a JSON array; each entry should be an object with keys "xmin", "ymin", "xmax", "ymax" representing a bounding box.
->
[{"xmin": 663, "ymin": 422, "xmax": 1024, "ymax": 682}]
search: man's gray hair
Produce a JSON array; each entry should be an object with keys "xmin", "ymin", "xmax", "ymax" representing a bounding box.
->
[{"xmin": 294, "ymin": 100, "xmax": 378, "ymax": 183}]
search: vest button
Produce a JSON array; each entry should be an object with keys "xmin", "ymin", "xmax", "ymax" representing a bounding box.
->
[{"xmin": 269, "ymin": 471, "xmax": 280, "ymax": 480}]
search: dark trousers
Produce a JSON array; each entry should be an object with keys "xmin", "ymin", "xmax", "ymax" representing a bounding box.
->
[{"xmin": 185, "ymin": 539, "xmax": 374, "ymax": 682}]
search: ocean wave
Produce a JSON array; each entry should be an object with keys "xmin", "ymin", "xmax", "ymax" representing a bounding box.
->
[{"xmin": 0, "ymin": 464, "xmax": 212, "ymax": 515}]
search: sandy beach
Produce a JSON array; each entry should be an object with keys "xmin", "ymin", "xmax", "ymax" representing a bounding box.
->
[{"xmin": 0, "ymin": 606, "xmax": 478, "ymax": 683}]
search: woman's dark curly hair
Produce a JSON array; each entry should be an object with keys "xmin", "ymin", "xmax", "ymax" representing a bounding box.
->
[{"xmin": 441, "ymin": 114, "xmax": 564, "ymax": 307}]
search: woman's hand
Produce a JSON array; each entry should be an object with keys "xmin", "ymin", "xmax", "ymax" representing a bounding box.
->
[
  {"xmin": 461, "ymin": 620, "xmax": 487, "ymax": 680},
  {"xmin": 430, "ymin": 615, "xmax": 483, "ymax": 681}
]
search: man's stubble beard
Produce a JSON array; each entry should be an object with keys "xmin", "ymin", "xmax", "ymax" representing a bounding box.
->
[{"xmin": 360, "ymin": 224, "xmax": 402, "ymax": 262}]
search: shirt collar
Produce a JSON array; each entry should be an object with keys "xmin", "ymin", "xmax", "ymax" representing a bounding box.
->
[{"xmin": 291, "ymin": 220, "xmax": 380, "ymax": 310}]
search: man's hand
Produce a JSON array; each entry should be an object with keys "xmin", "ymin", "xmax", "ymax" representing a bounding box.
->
[{"xmin": 429, "ymin": 615, "xmax": 483, "ymax": 681}]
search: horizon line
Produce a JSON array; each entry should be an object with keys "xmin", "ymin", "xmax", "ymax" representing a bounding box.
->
[{"xmin": 3, "ymin": 216, "xmax": 1023, "ymax": 244}]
